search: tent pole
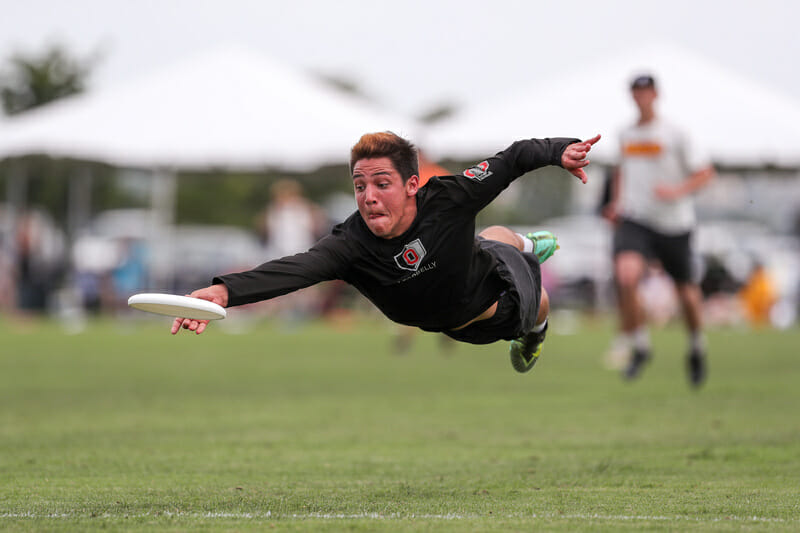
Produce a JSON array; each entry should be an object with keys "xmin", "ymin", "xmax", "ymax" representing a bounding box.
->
[
  {"xmin": 67, "ymin": 165, "xmax": 92, "ymax": 245},
  {"xmin": 4, "ymin": 159, "xmax": 26, "ymax": 257},
  {"xmin": 149, "ymin": 168, "xmax": 176, "ymax": 290}
]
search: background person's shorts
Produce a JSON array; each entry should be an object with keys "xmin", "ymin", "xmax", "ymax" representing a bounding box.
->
[
  {"xmin": 444, "ymin": 238, "xmax": 542, "ymax": 345},
  {"xmin": 613, "ymin": 218, "xmax": 694, "ymax": 283}
]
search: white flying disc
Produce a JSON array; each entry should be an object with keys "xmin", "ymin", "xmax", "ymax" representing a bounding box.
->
[{"xmin": 127, "ymin": 293, "xmax": 226, "ymax": 320}]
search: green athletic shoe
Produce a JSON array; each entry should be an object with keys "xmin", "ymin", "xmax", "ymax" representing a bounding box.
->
[
  {"xmin": 525, "ymin": 231, "xmax": 559, "ymax": 263},
  {"xmin": 509, "ymin": 322, "xmax": 548, "ymax": 373}
]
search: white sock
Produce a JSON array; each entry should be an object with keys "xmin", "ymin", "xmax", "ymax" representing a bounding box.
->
[
  {"xmin": 532, "ymin": 318, "xmax": 547, "ymax": 333},
  {"xmin": 516, "ymin": 232, "xmax": 534, "ymax": 253},
  {"xmin": 633, "ymin": 327, "xmax": 650, "ymax": 351},
  {"xmin": 690, "ymin": 331, "xmax": 706, "ymax": 352}
]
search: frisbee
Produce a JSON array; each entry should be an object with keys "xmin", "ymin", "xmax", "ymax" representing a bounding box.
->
[{"xmin": 127, "ymin": 293, "xmax": 227, "ymax": 320}]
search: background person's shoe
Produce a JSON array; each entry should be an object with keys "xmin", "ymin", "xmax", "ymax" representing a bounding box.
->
[
  {"xmin": 509, "ymin": 323, "xmax": 548, "ymax": 373},
  {"xmin": 687, "ymin": 349, "xmax": 707, "ymax": 388},
  {"xmin": 623, "ymin": 348, "xmax": 650, "ymax": 380},
  {"xmin": 525, "ymin": 231, "xmax": 559, "ymax": 263}
]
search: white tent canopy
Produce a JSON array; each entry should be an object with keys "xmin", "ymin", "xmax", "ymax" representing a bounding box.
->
[
  {"xmin": 0, "ymin": 44, "xmax": 418, "ymax": 171},
  {"xmin": 426, "ymin": 43, "xmax": 800, "ymax": 168}
]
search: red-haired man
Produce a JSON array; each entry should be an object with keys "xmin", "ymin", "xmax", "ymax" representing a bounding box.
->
[{"xmin": 173, "ymin": 132, "xmax": 600, "ymax": 374}]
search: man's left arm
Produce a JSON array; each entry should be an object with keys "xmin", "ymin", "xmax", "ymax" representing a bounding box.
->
[
  {"xmin": 495, "ymin": 135, "xmax": 599, "ymax": 181},
  {"xmin": 455, "ymin": 134, "xmax": 601, "ymax": 211}
]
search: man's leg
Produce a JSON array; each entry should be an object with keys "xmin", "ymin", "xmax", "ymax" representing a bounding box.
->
[
  {"xmin": 478, "ymin": 226, "xmax": 551, "ymax": 327},
  {"xmin": 676, "ymin": 282, "xmax": 707, "ymax": 387},
  {"xmin": 477, "ymin": 226, "xmax": 556, "ymax": 374},
  {"xmin": 614, "ymin": 251, "xmax": 651, "ymax": 379},
  {"xmin": 478, "ymin": 227, "xmax": 552, "ymax": 327},
  {"xmin": 479, "ymin": 226, "xmax": 525, "ymax": 250},
  {"xmin": 536, "ymin": 286, "xmax": 550, "ymax": 326},
  {"xmin": 675, "ymin": 282, "xmax": 703, "ymax": 331},
  {"xmin": 655, "ymin": 228, "xmax": 707, "ymax": 388},
  {"xmin": 479, "ymin": 226, "xmax": 558, "ymax": 263},
  {"xmin": 615, "ymin": 252, "xmax": 646, "ymax": 333}
]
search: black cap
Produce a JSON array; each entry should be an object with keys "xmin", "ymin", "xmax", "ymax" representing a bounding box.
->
[{"xmin": 630, "ymin": 74, "xmax": 656, "ymax": 90}]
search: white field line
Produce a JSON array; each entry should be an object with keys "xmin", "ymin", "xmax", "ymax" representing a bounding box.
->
[{"xmin": 0, "ymin": 511, "xmax": 795, "ymax": 523}]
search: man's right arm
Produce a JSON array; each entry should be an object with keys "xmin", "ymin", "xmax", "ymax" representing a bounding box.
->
[
  {"xmin": 213, "ymin": 253, "xmax": 339, "ymax": 308},
  {"xmin": 171, "ymin": 234, "xmax": 351, "ymax": 334},
  {"xmin": 214, "ymin": 235, "xmax": 349, "ymax": 307}
]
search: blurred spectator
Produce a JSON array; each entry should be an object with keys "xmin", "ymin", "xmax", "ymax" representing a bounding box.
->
[
  {"xmin": 255, "ymin": 179, "xmax": 326, "ymax": 322},
  {"xmin": 0, "ymin": 233, "xmax": 15, "ymax": 311},
  {"xmin": 258, "ymin": 179, "xmax": 325, "ymax": 258},
  {"xmin": 700, "ymin": 254, "xmax": 740, "ymax": 297},
  {"xmin": 739, "ymin": 262, "xmax": 777, "ymax": 326},
  {"xmin": 603, "ymin": 74, "xmax": 715, "ymax": 387},
  {"xmin": 111, "ymin": 237, "xmax": 149, "ymax": 310},
  {"xmin": 13, "ymin": 209, "xmax": 66, "ymax": 313},
  {"xmin": 71, "ymin": 234, "xmax": 118, "ymax": 314},
  {"xmin": 700, "ymin": 254, "xmax": 743, "ymax": 327}
]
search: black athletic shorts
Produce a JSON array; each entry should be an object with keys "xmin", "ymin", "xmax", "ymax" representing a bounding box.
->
[
  {"xmin": 444, "ymin": 238, "xmax": 542, "ymax": 345},
  {"xmin": 613, "ymin": 218, "xmax": 694, "ymax": 283}
]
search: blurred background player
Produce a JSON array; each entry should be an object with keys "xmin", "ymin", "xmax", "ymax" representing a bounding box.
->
[{"xmin": 603, "ymin": 74, "xmax": 715, "ymax": 387}]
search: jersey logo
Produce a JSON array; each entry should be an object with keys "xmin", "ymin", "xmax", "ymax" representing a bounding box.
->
[
  {"xmin": 394, "ymin": 239, "xmax": 427, "ymax": 271},
  {"xmin": 623, "ymin": 141, "xmax": 663, "ymax": 157},
  {"xmin": 463, "ymin": 160, "xmax": 492, "ymax": 181}
]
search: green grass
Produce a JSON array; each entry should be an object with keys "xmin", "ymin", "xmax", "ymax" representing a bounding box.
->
[{"xmin": 1, "ymin": 314, "xmax": 799, "ymax": 531}]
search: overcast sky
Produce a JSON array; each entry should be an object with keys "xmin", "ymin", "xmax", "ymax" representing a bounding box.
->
[{"xmin": 1, "ymin": 0, "xmax": 798, "ymax": 116}]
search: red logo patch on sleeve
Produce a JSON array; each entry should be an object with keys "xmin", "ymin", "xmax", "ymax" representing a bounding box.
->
[{"xmin": 463, "ymin": 160, "xmax": 492, "ymax": 181}]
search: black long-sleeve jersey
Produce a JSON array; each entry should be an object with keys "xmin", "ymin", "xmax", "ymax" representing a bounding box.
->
[{"xmin": 214, "ymin": 137, "xmax": 580, "ymax": 332}]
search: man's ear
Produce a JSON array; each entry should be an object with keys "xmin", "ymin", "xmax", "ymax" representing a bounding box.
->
[{"xmin": 406, "ymin": 175, "xmax": 420, "ymax": 196}]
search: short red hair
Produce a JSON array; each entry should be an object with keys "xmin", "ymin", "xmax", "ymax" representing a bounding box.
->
[{"xmin": 350, "ymin": 132, "xmax": 418, "ymax": 182}]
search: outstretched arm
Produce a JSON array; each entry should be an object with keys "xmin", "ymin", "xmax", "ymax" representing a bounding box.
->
[
  {"xmin": 453, "ymin": 137, "xmax": 587, "ymax": 212},
  {"xmin": 561, "ymin": 134, "xmax": 602, "ymax": 184},
  {"xmin": 169, "ymin": 233, "xmax": 352, "ymax": 335}
]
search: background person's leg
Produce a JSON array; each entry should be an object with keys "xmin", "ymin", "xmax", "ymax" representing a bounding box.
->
[
  {"xmin": 614, "ymin": 251, "xmax": 652, "ymax": 379},
  {"xmin": 676, "ymin": 282, "xmax": 707, "ymax": 387},
  {"xmin": 675, "ymin": 282, "xmax": 703, "ymax": 333},
  {"xmin": 614, "ymin": 251, "xmax": 647, "ymax": 334}
]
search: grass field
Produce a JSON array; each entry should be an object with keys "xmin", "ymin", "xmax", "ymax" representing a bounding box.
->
[{"xmin": 1, "ymin": 313, "xmax": 799, "ymax": 531}]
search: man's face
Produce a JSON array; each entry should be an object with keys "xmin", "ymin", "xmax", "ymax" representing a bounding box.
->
[
  {"xmin": 352, "ymin": 157, "xmax": 419, "ymax": 239},
  {"xmin": 631, "ymin": 86, "xmax": 657, "ymax": 114}
]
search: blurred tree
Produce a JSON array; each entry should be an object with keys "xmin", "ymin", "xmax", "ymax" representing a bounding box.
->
[
  {"xmin": 0, "ymin": 45, "xmax": 106, "ymax": 232},
  {"xmin": 0, "ymin": 44, "xmax": 95, "ymax": 116},
  {"xmin": 417, "ymin": 102, "xmax": 457, "ymax": 124},
  {"xmin": 313, "ymin": 71, "xmax": 374, "ymax": 102},
  {"xmin": 174, "ymin": 164, "xmax": 353, "ymax": 228}
]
